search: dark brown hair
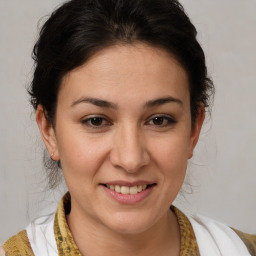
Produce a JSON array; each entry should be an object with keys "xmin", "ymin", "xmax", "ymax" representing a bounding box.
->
[{"xmin": 29, "ymin": 0, "xmax": 214, "ymax": 188}]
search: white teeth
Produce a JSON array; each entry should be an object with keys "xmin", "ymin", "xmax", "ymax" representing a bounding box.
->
[
  {"xmin": 129, "ymin": 186, "xmax": 138, "ymax": 194},
  {"xmin": 115, "ymin": 185, "xmax": 121, "ymax": 193},
  {"xmin": 106, "ymin": 184, "xmax": 149, "ymax": 194},
  {"xmin": 121, "ymin": 186, "xmax": 130, "ymax": 194}
]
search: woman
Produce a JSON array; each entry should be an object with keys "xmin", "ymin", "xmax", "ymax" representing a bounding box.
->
[{"xmin": 1, "ymin": 0, "xmax": 255, "ymax": 255}]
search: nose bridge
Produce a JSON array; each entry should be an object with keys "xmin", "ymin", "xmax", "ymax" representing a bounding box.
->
[{"xmin": 110, "ymin": 122, "xmax": 149, "ymax": 172}]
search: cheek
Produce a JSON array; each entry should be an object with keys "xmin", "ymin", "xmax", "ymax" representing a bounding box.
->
[
  {"xmin": 56, "ymin": 126, "xmax": 110, "ymax": 180},
  {"xmin": 149, "ymin": 132, "xmax": 190, "ymax": 178},
  {"xmin": 152, "ymin": 139, "xmax": 189, "ymax": 202},
  {"xmin": 150, "ymin": 129, "xmax": 191, "ymax": 161}
]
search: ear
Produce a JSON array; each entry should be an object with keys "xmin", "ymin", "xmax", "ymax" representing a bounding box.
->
[
  {"xmin": 188, "ymin": 104, "xmax": 205, "ymax": 159},
  {"xmin": 36, "ymin": 105, "xmax": 59, "ymax": 161}
]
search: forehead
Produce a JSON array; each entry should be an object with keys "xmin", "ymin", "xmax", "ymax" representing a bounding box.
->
[{"xmin": 59, "ymin": 43, "xmax": 190, "ymax": 108}]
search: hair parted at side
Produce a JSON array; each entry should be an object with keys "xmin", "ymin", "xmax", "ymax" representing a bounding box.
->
[{"xmin": 29, "ymin": 0, "xmax": 214, "ymax": 188}]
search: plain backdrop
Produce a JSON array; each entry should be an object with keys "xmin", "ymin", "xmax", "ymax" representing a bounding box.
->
[{"xmin": 0, "ymin": 0, "xmax": 256, "ymax": 242}]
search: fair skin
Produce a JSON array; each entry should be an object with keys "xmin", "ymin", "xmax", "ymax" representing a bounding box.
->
[{"xmin": 36, "ymin": 43, "xmax": 204, "ymax": 256}]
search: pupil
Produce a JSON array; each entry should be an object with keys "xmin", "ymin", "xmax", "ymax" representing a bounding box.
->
[
  {"xmin": 153, "ymin": 117, "xmax": 164, "ymax": 125},
  {"xmin": 91, "ymin": 117, "xmax": 102, "ymax": 126}
]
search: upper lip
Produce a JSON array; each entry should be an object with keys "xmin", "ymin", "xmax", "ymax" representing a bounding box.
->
[{"xmin": 100, "ymin": 180, "xmax": 156, "ymax": 186}]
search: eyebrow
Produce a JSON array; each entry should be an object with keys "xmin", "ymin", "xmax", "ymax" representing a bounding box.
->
[
  {"xmin": 71, "ymin": 96, "xmax": 182, "ymax": 109},
  {"xmin": 144, "ymin": 97, "xmax": 183, "ymax": 108},
  {"xmin": 71, "ymin": 97, "xmax": 118, "ymax": 109}
]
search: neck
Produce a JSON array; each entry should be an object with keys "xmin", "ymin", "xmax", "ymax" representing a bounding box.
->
[{"xmin": 67, "ymin": 207, "xmax": 180, "ymax": 256}]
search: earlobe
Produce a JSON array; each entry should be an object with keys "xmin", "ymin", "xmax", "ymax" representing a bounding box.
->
[
  {"xmin": 188, "ymin": 104, "xmax": 205, "ymax": 159},
  {"xmin": 36, "ymin": 105, "xmax": 59, "ymax": 161}
]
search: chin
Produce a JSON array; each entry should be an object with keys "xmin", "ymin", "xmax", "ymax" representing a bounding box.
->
[{"xmin": 102, "ymin": 211, "xmax": 157, "ymax": 235}]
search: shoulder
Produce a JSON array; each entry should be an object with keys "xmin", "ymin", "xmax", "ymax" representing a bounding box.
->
[
  {"xmin": 0, "ymin": 247, "xmax": 5, "ymax": 256},
  {"xmin": 232, "ymin": 228, "xmax": 256, "ymax": 256},
  {"xmin": 188, "ymin": 213, "xmax": 256, "ymax": 256},
  {"xmin": 26, "ymin": 213, "xmax": 58, "ymax": 255},
  {"xmin": 1, "ymin": 229, "xmax": 34, "ymax": 256},
  {"xmin": 1, "ymin": 214, "xmax": 57, "ymax": 256}
]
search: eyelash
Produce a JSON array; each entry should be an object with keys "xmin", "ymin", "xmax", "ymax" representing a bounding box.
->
[
  {"xmin": 81, "ymin": 116, "xmax": 111, "ymax": 129},
  {"xmin": 81, "ymin": 114, "xmax": 177, "ymax": 129},
  {"xmin": 145, "ymin": 115, "xmax": 177, "ymax": 127}
]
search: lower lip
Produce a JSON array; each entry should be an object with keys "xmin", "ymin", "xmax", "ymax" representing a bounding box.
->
[{"xmin": 101, "ymin": 185, "xmax": 154, "ymax": 204}]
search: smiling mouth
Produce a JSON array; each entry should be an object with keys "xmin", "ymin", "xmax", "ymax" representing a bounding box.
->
[{"xmin": 102, "ymin": 184, "xmax": 156, "ymax": 195}]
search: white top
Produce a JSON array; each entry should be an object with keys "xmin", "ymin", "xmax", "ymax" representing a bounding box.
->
[
  {"xmin": 1, "ymin": 212, "xmax": 252, "ymax": 256},
  {"xmin": 26, "ymin": 213, "xmax": 58, "ymax": 255},
  {"xmin": 188, "ymin": 214, "xmax": 251, "ymax": 256}
]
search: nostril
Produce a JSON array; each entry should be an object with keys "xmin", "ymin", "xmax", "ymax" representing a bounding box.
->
[{"xmin": 109, "ymin": 138, "xmax": 150, "ymax": 173}]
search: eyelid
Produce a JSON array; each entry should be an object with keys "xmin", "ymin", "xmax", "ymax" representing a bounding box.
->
[
  {"xmin": 145, "ymin": 114, "xmax": 177, "ymax": 125},
  {"xmin": 81, "ymin": 115, "xmax": 112, "ymax": 128},
  {"xmin": 80, "ymin": 113, "xmax": 176, "ymax": 129}
]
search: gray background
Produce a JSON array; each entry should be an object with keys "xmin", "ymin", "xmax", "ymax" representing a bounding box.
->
[{"xmin": 0, "ymin": 0, "xmax": 255, "ymax": 242}]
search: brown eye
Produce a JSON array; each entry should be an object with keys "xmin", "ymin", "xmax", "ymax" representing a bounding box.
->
[
  {"xmin": 82, "ymin": 116, "xmax": 111, "ymax": 128},
  {"xmin": 90, "ymin": 117, "xmax": 104, "ymax": 126},
  {"xmin": 146, "ymin": 115, "xmax": 176, "ymax": 127},
  {"xmin": 152, "ymin": 117, "xmax": 165, "ymax": 125}
]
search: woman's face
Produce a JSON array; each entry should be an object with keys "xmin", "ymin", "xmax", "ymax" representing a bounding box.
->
[{"xmin": 38, "ymin": 43, "xmax": 204, "ymax": 234}]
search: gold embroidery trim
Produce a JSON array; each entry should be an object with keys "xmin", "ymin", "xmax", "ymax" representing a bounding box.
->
[
  {"xmin": 232, "ymin": 228, "xmax": 256, "ymax": 256},
  {"xmin": 172, "ymin": 207, "xmax": 200, "ymax": 256},
  {"xmin": 2, "ymin": 193, "xmax": 255, "ymax": 256},
  {"xmin": 54, "ymin": 193, "xmax": 81, "ymax": 255},
  {"xmin": 2, "ymin": 230, "xmax": 34, "ymax": 256},
  {"xmin": 54, "ymin": 193, "xmax": 200, "ymax": 255}
]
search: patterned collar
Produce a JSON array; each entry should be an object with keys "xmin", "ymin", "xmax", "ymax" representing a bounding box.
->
[{"xmin": 54, "ymin": 193, "xmax": 200, "ymax": 255}]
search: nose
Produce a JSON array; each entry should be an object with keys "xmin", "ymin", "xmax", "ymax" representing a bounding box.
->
[{"xmin": 109, "ymin": 124, "xmax": 150, "ymax": 173}]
